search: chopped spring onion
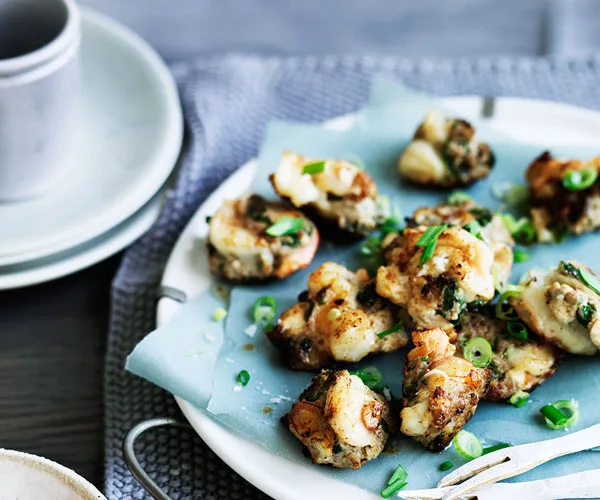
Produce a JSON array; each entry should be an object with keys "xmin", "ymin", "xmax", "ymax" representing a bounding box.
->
[
  {"xmin": 388, "ymin": 463, "xmax": 408, "ymax": 485},
  {"xmin": 380, "ymin": 217, "xmax": 401, "ymax": 235},
  {"xmin": 380, "ymin": 464, "xmax": 408, "ymax": 498},
  {"xmin": 448, "ymin": 191, "xmax": 471, "ymax": 205},
  {"xmin": 439, "ymin": 460, "xmax": 454, "ymax": 471},
  {"xmin": 327, "ymin": 308, "xmax": 341, "ymax": 321},
  {"xmin": 237, "ymin": 370, "xmax": 251, "ymax": 386},
  {"xmin": 510, "ymin": 390, "xmax": 530, "ymax": 408},
  {"xmin": 492, "ymin": 182, "xmax": 530, "ymax": 209},
  {"xmin": 563, "ymin": 167, "xmax": 598, "ymax": 191},
  {"xmin": 541, "ymin": 400, "xmax": 579, "ymax": 430},
  {"xmin": 508, "ymin": 321, "xmax": 528, "ymax": 341},
  {"xmin": 495, "ymin": 289, "xmax": 522, "ymax": 320},
  {"xmin": 464, "ymin": 220, "xmax": 483, "ymax": 240},
  {"xmin": 513, "ymin": 249, "xmax": 529, "ymax": 263},
  {"xmin": 302, "ymin": 160, "xmax": 326, "ymax": 175},
  {"xmin": 482, "ymin": 443, "xmax": 511, "ymax": 455},
  {"xmin": 377, "ymin": 321, "xmax": 404, "ymax": 339},
  {"xmin": 559, "ymin": 261, "xmax": 600, "ymax": 297},
  {"xmin": 360, "ymin": 235, "xmax": 383, "ymax": 257},
  {"xmin": 580, "ymin": 268, "xmax": 600, "ymax": 296},
  {"xmin": 501, "ymin": 214, "xmax": 537, "ymax": 245},
  {"xmin": 252, "ymin": 296, "xmax": 277, "ymax": 324},
  {"xmin": 463, "ymin": 338, "xmax": 493, "ymax": 368},
  {"xmin": 453, "ymin": 430, "xmax": 483, "ymax": 460},
  {"xmin": 416, "ymin": 224, "xmax": 447, "ymax": 266},
  {"xmin": 213, "ymin": 307, "xmax": 227, "ymax": 322},
  {"xmin": 419, "ymin": 355, "xmax": 430, "ymax": 362},
  {"xmin": 349, "ymin": 367, "xmax": 382, "ymax": 390},
  {"xmin": 265, "ymin": 217, "xmax": 305, "ymax": 237}
]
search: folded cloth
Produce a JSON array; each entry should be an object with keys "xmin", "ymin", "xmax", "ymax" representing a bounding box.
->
[{"xmin": 105, "ymin": 54, "xmax": 600, "ymax": 499}]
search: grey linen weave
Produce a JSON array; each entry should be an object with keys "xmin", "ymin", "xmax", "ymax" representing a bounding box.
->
[{"xmin": 105, "ymin": 55, "xmax": 600, "ymax": 499}]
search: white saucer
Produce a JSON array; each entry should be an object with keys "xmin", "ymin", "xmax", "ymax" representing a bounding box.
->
[
  {"xmin": 158, "ymin": 98, "xmax": 600, "ymax": 500},
  {"xmin": 0, "ymin": 7, "xmax": 182, "ymax": 266},
  {"xmin": 0, "ymin": 189, "xmax": 163, "ymax": 290}
]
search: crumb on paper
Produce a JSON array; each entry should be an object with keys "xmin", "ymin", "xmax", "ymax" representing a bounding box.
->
[{"xmin": 244, "ymin": 324, "xmax": 258, "ymax": 338}]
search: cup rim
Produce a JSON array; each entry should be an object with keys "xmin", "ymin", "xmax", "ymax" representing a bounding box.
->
[
  {"xmin": 0, "ymin": 448, "xmax": 106, "ymax": 499},
  {"xmin": 0, "ymin": 0, "xmax": 80, "ymax": 76}
]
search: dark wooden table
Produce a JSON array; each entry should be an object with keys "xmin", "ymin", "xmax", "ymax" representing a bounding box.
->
[{"xmin": 0, "ymin": 255, "xmax": 121, "ymax": 489}]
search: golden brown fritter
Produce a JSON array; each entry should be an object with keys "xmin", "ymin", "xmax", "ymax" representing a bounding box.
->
[
  {"xmin": 376, "ymin": 226, "xmax": 495, "ymax": 331},
  {"xmin": 206, "ymin": 194, "xmax": 319, "ymax": 282},
  {"xmin": 526, "ymin": 151, "xmax": 600, "ymax": 241},
  {"xmin": 408, "ymin": 200, "xmax": 514, "ymax": 289},
  {"xmin": 269, "ymin": 151, "xmax": 382, "ymax": 241},
  {"xmin": 285, "ymin": 369, "xmax": 395, "ymax": 469},
  {"xmin": 454, "ymin": 312, "xmax": 560, "ymax": 401},
  {"xmin": 400, "ymin": 328, "xmax": 490, "ymax": 451},
  {"xmin": 513, "ymin": 260, "xmax": 600, "ymax": 355},
  {"xmin": 398, "ymin": 110, "xmax": 495, "ymax": 187},
  {"xmin": 267, "ymin": 262, "xmax": 408, "ymax": 370}
]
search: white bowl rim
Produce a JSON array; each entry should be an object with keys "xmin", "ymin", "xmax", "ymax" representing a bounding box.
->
[
  {"xmin": 0, "ymin": 0, "xmax": 80, "ymax": 77},
  {"xmin": 0, "ymin": 448, "xmax": 105, "ymax": 499}
]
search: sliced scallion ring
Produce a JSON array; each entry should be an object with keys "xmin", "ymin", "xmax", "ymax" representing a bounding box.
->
[
  {"xmin": 349, "ymin": 366, "xmax": 382, "ymax": 390},
  {"xmin": 509, "ymin": 390, "xmax": 530, "ymax": 408},
  {"xmin": 495, "ymin": 289, "xmax": 522, "ymax": 320},
  {"xmin": 463, "ymin": 338, "xmax": 493, "ymax": 368},
  {"xmin": 237, "ymin": 370, "xmax": 251, "ymax": 386},
  {"xmin": 380, "ymin": 217, "xmax": 401, "ymax": 235},
  {"xmin": 302, "ymin": 160, "xmax": 326, "ymax": 175},
  {"xmin": 415, "ymin": 224, "xmax": 447, "ymax": 266},
  {"xmin": 563, "ymin": 167, "xmax": 598, "ymax": 191},
  {"xmin": 507, "ymin": 321, "xmax": 528, "ymax": 341},
  {"xmin": 439, "ymin": 460, "xmax": 454, "ymax": 471},
  {"xmin": 541, "ymin": 400, "xmax": 579, "ymax": 430},
  {"xmin": 453, "ymin": 430, "xmax": 483, "ymax": 460},
  {"xmin": 380, "ymin": 464, "xmax": 408, "ymax": 498},
  {"xmin": 265, "ymin": 217, "xmax": 305, "ymax": 237},
  {"xmin": 252, "ymin": 296, "xmax": 277, "ymax": 324},
  {"xmin": 448, "ymin": 191, "xmax": 471, "ymax": 205}
]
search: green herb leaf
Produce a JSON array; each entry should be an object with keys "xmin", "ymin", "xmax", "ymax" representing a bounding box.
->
[
  {"xmin": 563, "ymin": 167, "xmax": 598, "ymax": 191},
  {"xmin": 302, "ymin": 161, "xmax": 326, "ymax": 175},
  {"xmin": 349, "ymin": 367, "xmax": 382, "ymax": 390},
  {"xmin": 415, "ymin": 224, "xmax": 447, "ymax": 266},
  {"xmin": 377, "ymin": 321, "xmax": 404, "ymax": 339},
  {"xmin": 265, "ymin": 217, "xmax": 305, "ymax": 237}
]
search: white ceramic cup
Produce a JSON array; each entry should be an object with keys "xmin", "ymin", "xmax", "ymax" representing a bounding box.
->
[
  {"xmin": 0, "ymin": 449, "xmax": 106, "ymax": 499},
  {"xmin": 0, "ymin": 0, "xmax": 81, "ymax": 201}
]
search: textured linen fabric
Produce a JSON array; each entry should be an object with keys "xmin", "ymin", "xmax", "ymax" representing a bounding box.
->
[{"xmin": 105, "ymin": 55, "xmax": 600, "ymax": 499}]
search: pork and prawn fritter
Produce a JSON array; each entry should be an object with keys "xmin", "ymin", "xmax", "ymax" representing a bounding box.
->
[
  {"xmin": 285, "ymin": 369, "xmax": 396, "ymax": 469},
  {"xmin": 267, "ymin": 262, "xmax": 408, "ymax": 370},
  {"xmin": 400, "ymin": 328, "xmax": 490, "ymax": 451}
]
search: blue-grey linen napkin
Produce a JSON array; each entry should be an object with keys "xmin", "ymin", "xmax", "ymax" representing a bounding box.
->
[{"xmin": 105, "ymin": 54, "xmax": 600, "ymax": 499}]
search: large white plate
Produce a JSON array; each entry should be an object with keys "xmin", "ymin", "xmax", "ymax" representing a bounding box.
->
[
  {"xmin": 0, "ymin": 8, "xmax": 182, "ymax": 265},
  {"xmin": 158, "ymin": 98, "xmax": 600, "ymax": 499}
]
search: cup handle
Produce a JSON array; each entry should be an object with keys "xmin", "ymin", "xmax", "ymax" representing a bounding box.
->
[{"xmin": 122, "ymin": 417, "xmax": 193, "ymax": 500}]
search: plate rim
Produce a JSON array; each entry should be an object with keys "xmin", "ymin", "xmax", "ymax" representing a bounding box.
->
[
  {"xmin": 158, "ymin": 96, "xmax": 600, "ymax": 499},
  {"xmin": 0, "ymin": 7, "xmax": 183, "ymax": 264}
]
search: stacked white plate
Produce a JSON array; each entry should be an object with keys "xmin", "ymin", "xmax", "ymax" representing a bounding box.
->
[{"xmin": 0, "ymin": 8, "xmax": 183, "ymax": 290}]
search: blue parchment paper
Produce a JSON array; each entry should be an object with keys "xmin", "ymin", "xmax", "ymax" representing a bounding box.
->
[{"xmin": 128, "ymin": 93, "xmax": 600, "ymax": 493}]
